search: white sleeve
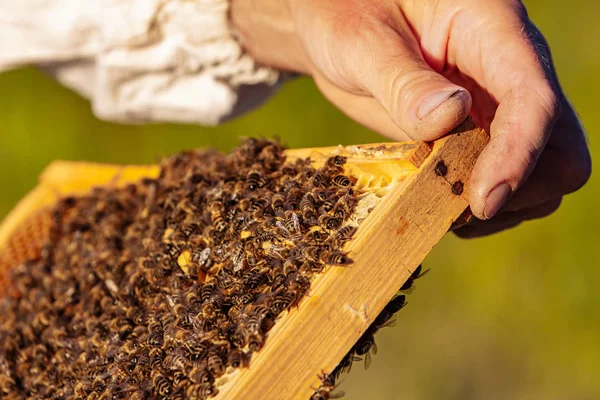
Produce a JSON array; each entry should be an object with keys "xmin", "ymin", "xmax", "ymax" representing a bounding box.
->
[{"xmin": 0, "ymin": 0, "xmax": 289, "ymax": 125}]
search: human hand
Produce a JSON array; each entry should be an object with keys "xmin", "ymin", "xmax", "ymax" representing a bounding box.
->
[{"xmin": 232, "ymin": 0, "xmax": 591, "ymax": 237}]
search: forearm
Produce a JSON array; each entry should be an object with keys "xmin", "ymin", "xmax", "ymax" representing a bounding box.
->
[{"xmin": 230, "ymin": 0, "xmax": 311, "ymax": 74}]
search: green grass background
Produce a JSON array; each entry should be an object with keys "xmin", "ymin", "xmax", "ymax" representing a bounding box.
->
[{"xmin": 0, "ymin": 1, "xmax": 598, "ymax": 399}]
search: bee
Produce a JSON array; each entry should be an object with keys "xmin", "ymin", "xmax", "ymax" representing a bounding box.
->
[
  {"xmin": 311, "ymin": 171, "xmax": 328, "ymax": 187},
  {"xmin": 335, "ymin": 225, "xmax": 357, "ymax": 242},
  {"xmin": 186, "ymin": 383, "xmax": 218, "ymax": 399},
  {"xmin": 310, "ymin": 372, "xmax": 345, "ymax": 400},
  {"xmin": 278, "ymin": 212, "xmax": 302, "ymax": 239},
  {"xmin": 247, "ymin": 332, "xmax": 264, "ymax": 352},
  {"xmin": 372, "ymin": 296, "xmax": 406, "ymax": 331},
  {"xmin": 149, "ymin": 348, "xmax": 165, "ymax": 369},
  {"xmin": 151, "ymin": 373, "xmax": 171, "ymax": 396},
  {"xmin": 246, "ymin": 167, "xmax": 265, "ymax": 191},
  {"xmin": 227, "ymin": 349, "xmax": 249, "ymax": 369},
  {"xmin": 250, "ymin": 197, "xmax": 271, "ymax": 214},
  {"xmin": 271, "ymin": 193, "xmax": 285, "ymax": 216},
  {"xmin": 189, "ymin": 366, "xmax": 214, "ymax": 384},
  {"xmin": 182, "ymin": 222, "xmax": 199, "ymax": 238},
  {"xmin": 327, "ymin": 155, "xmax": 347, "ymax": 168},
  {"xmin": 354, "ymin": 329, "xmax": 377, "ymax": 369},
  {"xmin": 231, "ymin": 240, "xmax": 246, "ymax": 272},
  {"xmin": 385, "ymin": 294, "xmax": 407, "ymax": 314},
  {"xmin": 206, "ymin": 351, "xmax": 226, "ymax": 377},
  {"xmin": 210, "ymin": 208, "xmax": 228, "ymax": 232},
  {"xmin": 326, "ymin": 251, "xmax": 353, "ymax": 266},
  {"xmin": 318, "ymin": 214, "xmax": 342, "ymax": 230},
  {"xmin": 400, "ymin": 265, "xmax": 430, "ymax": 293},
  {"xmin": 331, "ymin": 351, "xmax": 362, "ymax": 380},
  {"xmin": 331, "ymin": 174, "xmax": 352, "ymax": 187},
  {"xmin": 191, "ymin": 247, "xmax": 211, "ymax": 268}
]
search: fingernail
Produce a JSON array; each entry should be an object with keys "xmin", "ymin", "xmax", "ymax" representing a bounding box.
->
[
  {"xmin": 484, "ymin": 183, "xmax": 512, "ymax": 219},
  {"xmin": 417, "ymin": 89, "xmax": 466, "ymax": 120}
]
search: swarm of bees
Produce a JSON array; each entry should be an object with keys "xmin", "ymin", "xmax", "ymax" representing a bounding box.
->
[{"xmin": 0, "ymin": 138, "xmax": 429, "ymax": 400}]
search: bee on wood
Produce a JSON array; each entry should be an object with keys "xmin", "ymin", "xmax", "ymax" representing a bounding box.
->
[
  {"xmin": 206, "ymin": 350, "xmax": 226, "ymax": 377},
  {"xmin": 335, "ymin": 226, "xmax": 357, "ymax": 242},
  {"xmin": 354, "ymin": 329, "xmax": 377, "ymax": 369},
  {"xmin": 332, "ymin": 351, "xmax": 362, "ymax": 380},
  {"xmin": 400, "ymin": 264, "xmax": 430, "ymax": 293},
  {"xmin": 326, "ymin": 251, "xmax": 353, "ymax": 266},
  {"xmin": 227, "ymin": 349, "xmax": 249, "ymax": 369},
  {"xmin": 311, "ymin": 372, "xmax": 345, "ymax": 400}
]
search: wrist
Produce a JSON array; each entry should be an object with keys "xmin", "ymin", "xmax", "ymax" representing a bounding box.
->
[{"xmin": 230, "ymin": 0, "xmax": 312, "ymax": 74}]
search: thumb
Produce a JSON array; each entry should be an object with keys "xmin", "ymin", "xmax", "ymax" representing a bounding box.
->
[{"xmin": 354, "ymin": 25, "xmax": 472, "ymax": 141}]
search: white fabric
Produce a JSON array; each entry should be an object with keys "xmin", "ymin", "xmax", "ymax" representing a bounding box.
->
[{"xmin": 0, "ymin": 0, "xmax": 284, "ymax": 125}]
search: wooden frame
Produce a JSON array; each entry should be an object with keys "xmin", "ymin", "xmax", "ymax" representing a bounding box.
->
[{"xmin": 0, "ymin": 119, "xmax": 487, "ymax": 399}]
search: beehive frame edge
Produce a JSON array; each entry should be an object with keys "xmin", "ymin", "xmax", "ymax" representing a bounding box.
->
[{"xmin": 214, "ymin": 119, "xmax": 488, "ymax": 399}]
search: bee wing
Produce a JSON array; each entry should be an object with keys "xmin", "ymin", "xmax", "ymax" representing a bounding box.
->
[
  {"xmin": 291, "ymin": 213, "xmax": 301, "ymax": 233},
  {"xmin": 275, "ymin": 220, "xmax": 291, "ymax": 238},
  {"xmin": 416, "ymin": 267, "xmax": 431, "ymax": 279},
  {"xmin": 330, "ymin": 391, "xmax": 346, "ymax": 399},
  {"xmin": 364, "ymin": 351, "xmax": 372, "ymax": 370}
]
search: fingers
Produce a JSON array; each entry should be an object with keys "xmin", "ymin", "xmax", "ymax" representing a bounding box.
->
[
  {"xmin": 465, "ymin": 20, "xmax": 561, "ymax": 220},
  {"xmin": 312, "ymin": 73, "xmax": 413, "ymax": 141},
  {"xmin": 356, "ymin": 22, "xmax": 472, "ymax": 141},
  {"xmin": 453, "ymin": 221, "xmax": 522, "ymax": 239},
  {"xmin": 453, "ymin": 197, "xmax": 562, "ymax": 239}
]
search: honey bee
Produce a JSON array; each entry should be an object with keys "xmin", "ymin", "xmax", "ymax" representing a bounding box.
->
[
  {"xmin": 311, "ymin": 372, "xmax": 345, "ymax": 400},
  {"xmin": 186, "ymin": 383, "xmax": 218, "ymax": 399},
  {"xmin": 149, "ymin": 348, "xmax": 165, "ymax": 369},
  {"xmin": 210, "ymin": 208, "xmax": 228, "ymax": 232},
  {"xmin": 247, "ymin": 332, "xmax": 265, "ymax": 352},
  {"xmin": 318, "ymin": 214, "xmax": 342, "ymax": 230},
  {"xmin": 151, "ymin": 373, "xmax": 171, "ymax": 396},
  {"xmin": 332, "ymin": 351, "xmax": 362, "ymax": 380},
  {"xmin": 231, "ymin": 240, "xmax": 246, "ymax": 272},
  {"xmin": 385, "ymin": 294, "xmax": 407, "ymax": 314},
  {"xmin": 400, "ymin": 264, "xmax": 430, "ymax": 293},
  {"xmin": 206, "ymin": 350, "xmax": 226, "ymax": 377},
  {"xmin": 271, "ymin": 193, "xmax": 285, "ymax": 217},
  {"xmin": 326, "ymin": 251, "xmax": 353, "ymax": 266},
  {"xmin": 327, "ymin": 155, "xmax": 347, "ymax": 168},
  {"xmin": 189, "ymin": 366, "xmax": 214, "ymax": 384},
  {"xmin": 246, "ymin": 166, "xmax": 267, "ymax": 191},
  {"xmin": 227, "ymin": 349, "xmax": 249, "ymax": 369},
  {"xmin": 335, "ymin": 226, "xmax": 357, "ymax": 242},
  {"xmin": 354, "ymin": 329, "xmax": 377, "ymax": 370},
  {"xmin": 311, "ymin": 171, "xmax": 328, "ymax": 187},
  {"xmin": 331, "ymin": 174, "xmax": 353, "ymax": 187},
  {"xmin": 191, "ymin": 247, "xmax": 211, "ymax": 269}
]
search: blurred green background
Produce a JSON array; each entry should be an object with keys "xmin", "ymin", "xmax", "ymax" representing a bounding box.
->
[{"xmin": 0, "ymin": 1, "xmax": 598, "ymax": 399}]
